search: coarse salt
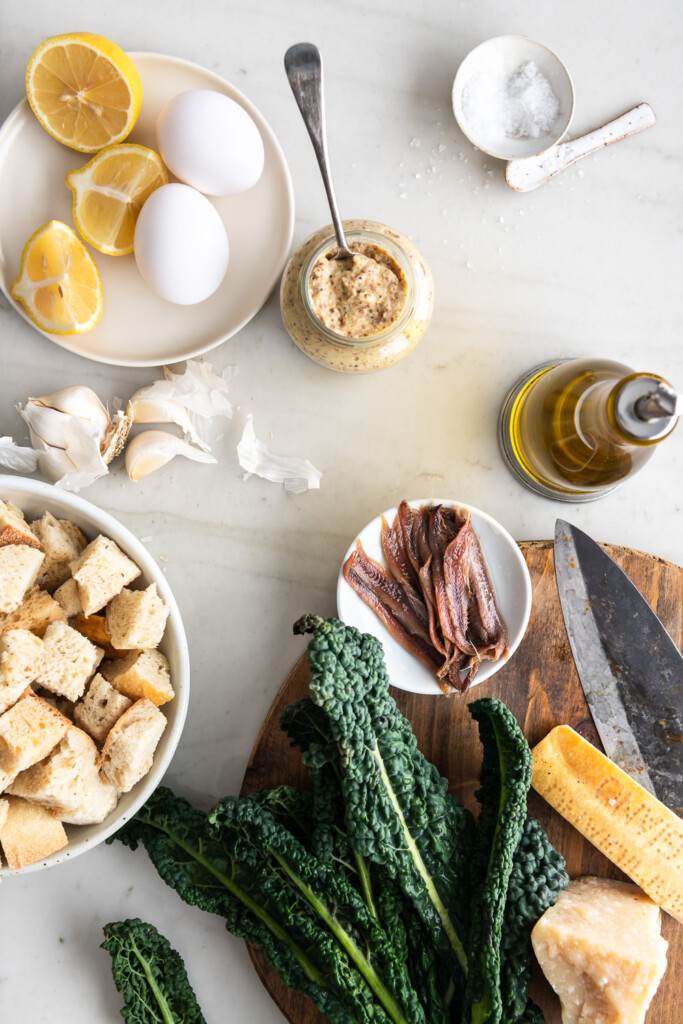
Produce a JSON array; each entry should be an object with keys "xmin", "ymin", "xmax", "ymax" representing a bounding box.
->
[{"xmin": 462, "ymin": 59, "xmax": 560, "ymax": 140}]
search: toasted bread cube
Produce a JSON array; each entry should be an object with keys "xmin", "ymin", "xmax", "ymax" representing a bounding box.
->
[
  {"xmin": 0, "ymin": 586, "xmax": 66, "ymax": 638},
  {"xmin": 72, "ymin": 613, "xmax": 127, "ymax": 659},
  {"xmin": 0, "ymin": 545, "xmax": 45, "ymax": 614},
  {"xmin": 74, "ymin": 673, "xmax": 132, "ymax": 744},
  {"xmin": 105, "ymin": 584, "xmax": 169, "ymax": 651},
  {"xmin": 0, "ymin": 795, "xmax": 68, "ymax": 869},
  {"xmin": 56, "ymin": 772, "xmax": 119, "ymax": 825},
  {"xmin": 30, "ymin": 512, "xmax": 87, "ymax": 592},
  {"xmin": 101, "ymin": 699, "xmax": 166, "ymax": 792},
  {"xmin": 0, "ymin": 692, "xmax": 70, "ymax": 776},
  {"xmin": 0, "ymin": 630, "xmax": 44, "ymax": 714},
  {"xmin": 70, "ymin": 535, "xmax": 141, "ymax": 616},
  {"xmin": 0, "ymin": 797, "xmax": 7, "ymax": 829},
  {"xmin": 35, "ymin": 621, "xmax": 102, "ymax": 702},
  {"xmin": 0, "ymin": 500, "xmax": 42, "ymax": 549},
  {"xmin": 8, "ymin": 725, "xmax": 100, "ymax": 813},
  {"xmin": 101, "ymin": 649, "xmax": 173, "ymax": 707},
  {"xmin": 53, "ymin": 578, "xmax": 82, "ymax": 619}
]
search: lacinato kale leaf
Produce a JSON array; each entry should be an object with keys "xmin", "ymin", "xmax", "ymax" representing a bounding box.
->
[
  {"xmin": 209, "ymin": 794, "xmax": 427, "ymax": 1024},
  {"xmin": 500, "ymin": 817, "xmax": 568, "ymax": 1024},
  {"xmin": 293, "ymin": 615, "xmax": 474, "ymax": 1001},
  {"xmin": 102, "ymin": 918, "xmax": 206, "ymax": 1024},
  {"xmin": 463, "ymin": 698, "xmax": 533, "ymax": 1024},
  {"xmin": 110, "ymin": 786, "xmax": 370, "ymax": 1024}
]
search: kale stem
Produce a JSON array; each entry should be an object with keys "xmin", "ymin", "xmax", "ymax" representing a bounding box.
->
[
  {"xmin": 129, "ymin": 934, "xmax": 176, "ymax": 1024},
  {"xmin": 372, "ymin": 745, "xmax": 468, "ymax": 975},
  {"xmin": 269, "ymin": 846, "xmax": 410, "ymax": 1024},
  {"xmin": 353, "ymin": 850, "xmax": 379, "ymax": 920}
]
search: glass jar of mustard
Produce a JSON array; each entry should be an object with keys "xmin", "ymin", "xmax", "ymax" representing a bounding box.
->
[{"xmin": 280, "ymin": 219, "xmax": 434, "ymax": 373}]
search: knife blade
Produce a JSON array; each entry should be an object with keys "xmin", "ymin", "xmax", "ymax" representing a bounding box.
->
[{"xmin": 554, "ymin": 519, "xmax": 683, "ymax": 815}]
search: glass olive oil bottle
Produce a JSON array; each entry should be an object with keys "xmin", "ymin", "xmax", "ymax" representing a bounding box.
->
[{"xmin": 498, "ymin": 358, "xmax": 680, "ymax": 501}]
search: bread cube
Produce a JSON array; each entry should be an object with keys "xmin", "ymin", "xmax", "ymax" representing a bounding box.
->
[
  {"xmin": 0, "ymin": 629, "xmax": 44, "ymax": 714},
  {"xmin": 8, "ymin": 725, "xmax": 100, "ymax": 813},
  {"xmin": 0, "ymin": 500, "xmax": 42, "ymax": 549},
  {"xmin": 53, "ymin": 578, "xmax": 82, "ymax": 619},
  {"xmin": 0, "ymin": 691, "xmax": 70, "ymax": 776},
  {"xmin": 56, "ymin": 772, "xmax": 119, "ymax": 825},
  {"xmin": 0, "ymin": 795, "xmax": 68, "ymax": 869},
  {"xmin": 30, "ymin": 512, "xmax": 87, "ymax": 592},
  {"xmin": 102, "ymin": 649, "xmax": 173, "ymax": 707},
  {"xmin": 74, "ymin": 673, "xmax": 132, "ymax": 745},
  {"xmin": 72, "ymin": 613, "xmax": 127, "ymax": 659},
  {"xmin": 0, "ymin": 545, "xmax": 45, "ymax": 614},
  {"xmin": 0, "ymin": 586, "xmax": 66, "ymax": 638},
  {"xmin": 105, "ymin": 584, "xmax": 169, "ymax": 651},
  {"xmin": 101, "ymin": 699, "xmax": 166, "ymax": 792},
  {"xmin": 35, "ymin": 621, "xmax": 103, "ymax": 702},
  {"xmin": 70, "ymin": 535, "xmax": 141, "ymax": 616}
]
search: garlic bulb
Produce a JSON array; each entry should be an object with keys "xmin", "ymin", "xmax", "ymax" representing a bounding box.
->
[
  {"xmin": 125, "ymin": 430, "xmax": 217, "ymax": 482},
  {"xmin": 19, "ymin": 386, "xmax": 127, "ymax": 491},
  {"xmin": 101, "ymin": 410, "xmax": 131, "ymax": 464}
]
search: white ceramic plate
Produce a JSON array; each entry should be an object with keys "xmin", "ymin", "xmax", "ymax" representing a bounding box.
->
[
  {"xmin": 0, "ymin": 476, "xmax": 190, "ymax": 874},
  {"xmin": 452, "ymin": 35, "xmax": 574, "ymax": 161},
  {"xmin": 0, "ymin": 52, "xmax": 294, "ymax": 366},
  {"xmin": 337, "ymin": 499, "xmax": 532, "ymax": 695}
]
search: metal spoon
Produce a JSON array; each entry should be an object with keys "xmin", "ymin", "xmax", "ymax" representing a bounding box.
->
[
  {"xmin": 506, "ymin": 102, "xmax": 657, "ymax": 192},
  {"xmin": 285, "ymin": 42, "xmax": 356, "ymax": 259}
]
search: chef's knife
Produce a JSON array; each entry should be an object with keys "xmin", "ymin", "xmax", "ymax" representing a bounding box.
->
[{"xmin": 554, "ymin": 519, "xmax": 683, "ymax": 815}]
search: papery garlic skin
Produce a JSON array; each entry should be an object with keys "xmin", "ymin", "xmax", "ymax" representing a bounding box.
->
[
  {"xmin": 125, "ymin": 429, "xmax": 217, "ymax": 482},
  {"xmin": 0, "ymin": 437, "xmax": 40, "ymax": 474},
  {"xmin": 237, "ymin": 416, "xmax": 322, "ymax": 494},
  {"xmin": 126, "ymin": 359, "xmax": 233, "ymax": 452}
]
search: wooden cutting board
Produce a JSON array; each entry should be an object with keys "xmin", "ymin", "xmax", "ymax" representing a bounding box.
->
[{"xmin": 240, "ymin": 540, "xmax": 683, "ymax": 1024}]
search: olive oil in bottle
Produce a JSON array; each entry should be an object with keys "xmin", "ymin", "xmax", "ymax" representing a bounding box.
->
[{"xmin": 498, "ymin": 358, "xmax": 680, "ymax": 501}]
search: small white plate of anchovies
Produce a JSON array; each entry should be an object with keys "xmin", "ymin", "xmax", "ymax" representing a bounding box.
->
[{"xmin": 337, "ymin": 498, "xmax": 532, "ymax": 696}]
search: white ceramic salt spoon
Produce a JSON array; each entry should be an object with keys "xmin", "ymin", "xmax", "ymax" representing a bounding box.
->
[{"xmin": 505, "ymin": 102, "xmax": 656, "ymax": 191}]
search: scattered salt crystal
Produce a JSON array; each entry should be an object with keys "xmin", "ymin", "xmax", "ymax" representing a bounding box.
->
[
  {"xmin": 466, "ymin": 260, "xmax": 473, "ymax": 269},
  {"xmin": 399, "ymin": 192, "xmax": 408, "ymax": 199},
  {"xmin": 410, "ymin": 137, "xmax": 421, "ymax": 147},
  {"xmin": 461, "ymin": 59, "xmax": 560, "ymax": 140}
]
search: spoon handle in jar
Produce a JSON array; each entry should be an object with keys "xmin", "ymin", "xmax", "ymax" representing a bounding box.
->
[
  {"xmin": 284, "ymin": 43, "xmax": 351, "ymax": 255},
  {"xmin": 505, "ymin": 102, "xmax": 657, "ymax": 192}
]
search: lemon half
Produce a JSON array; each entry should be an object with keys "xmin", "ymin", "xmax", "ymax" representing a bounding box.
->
[{"xmin": 26, "ymin": 32, "xmax": 142, "ymax": 153}]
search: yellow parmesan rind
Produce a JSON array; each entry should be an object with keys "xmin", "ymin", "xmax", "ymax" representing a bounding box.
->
[{"xmin": 531, "ymin": 725, "xmax": 683, "ymax": 923}]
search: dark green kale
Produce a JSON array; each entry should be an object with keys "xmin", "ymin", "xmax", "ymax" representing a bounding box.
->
[
  {"xmin": 463, "ymin": 698, "xmax": 533, "ymax": 1024},
  {"xmin": 499, "ymin": 817, "xmax": 568, "ymax": 1024},
  {"xmin": 109, "ymin": 787, "xmax": 372, "ymax": 1024},
  {"xmin": 101, "ymin": 918, "xmax": 205, "ymax": 1024},
  {"xmin": 210, "ymin": 794, "xmax": 427, "ymax": 1024},
  {"xmin": 293, "ymin": 615, "xmax": 474, "ymax": 1004}
]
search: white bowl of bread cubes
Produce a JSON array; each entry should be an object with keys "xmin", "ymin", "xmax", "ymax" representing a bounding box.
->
[{"xmin": 0, "ymin": 476, "xmax": 189, "ymax": 874}]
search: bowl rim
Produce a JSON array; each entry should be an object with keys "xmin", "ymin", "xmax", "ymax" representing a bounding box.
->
[
  {"xmin": 0, "ymin": 475, "xmax": 190, "ymax": 875},
  {"xmin": 452, "ymin": 34, "xmax": 575, "ymax": 161},
  {"xmin": 336, "ymin": 496, "xmax": 532, "ymax": 695}
]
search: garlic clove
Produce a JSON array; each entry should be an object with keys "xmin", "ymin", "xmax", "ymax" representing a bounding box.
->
[
  {"xmin": 101, "ymin": 410, "xmax": 132, "ymax": 464},
  {"xmin": 28, "ymin": 386, "xmax": 110, "ymax": 437},
  {"xmin": 125, "ymin": 429, "xmax": 217, "ymax": 482},
  {"xmin": 125, "ymin": 395, "xmax": 210, "ymax": 452}
]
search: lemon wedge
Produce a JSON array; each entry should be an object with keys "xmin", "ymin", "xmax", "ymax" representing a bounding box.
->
[
  {"xmin": 26, "ymin": 32, "xmax": 142, "ymax": 153},
  {"xmin": 66, "ymin": 144, "xmax": 168, "ymax": 255},
  {"xmin": 10, "ymin": 220, "xmax": 103, "ymax": 334}
]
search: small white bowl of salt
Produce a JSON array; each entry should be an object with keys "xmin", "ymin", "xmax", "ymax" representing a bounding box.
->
[{"xmin": 452, "ymin": 35, "xmax": 574, "ymax": 160}]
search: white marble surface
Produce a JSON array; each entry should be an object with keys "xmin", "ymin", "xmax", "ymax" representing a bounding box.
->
[{"xmin": 1, "ymin": 1, "xmax": 682, "ymax": 1020}]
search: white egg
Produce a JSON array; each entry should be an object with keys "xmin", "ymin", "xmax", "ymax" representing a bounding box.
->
[
  {"xmin": 134, "ymin": 183, "xmax": 229, "ymax": 305},
  {"xmin": 156, "ymin": 89, "xmax": 265, "ymax": 197}
]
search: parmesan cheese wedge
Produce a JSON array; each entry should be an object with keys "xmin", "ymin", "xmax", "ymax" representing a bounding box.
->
[
  {"xmin": 531, "ymin": 876, "xmax": 668, "ymax": 1024},
  {"xmin": 532, "ymin": 725, "xmax": 683, "ymax": 922}
]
